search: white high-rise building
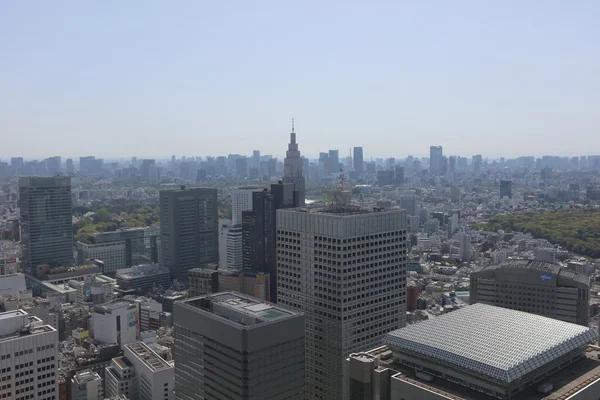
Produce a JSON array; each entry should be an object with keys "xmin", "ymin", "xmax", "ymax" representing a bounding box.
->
[
  {"xmin": 277, "ymin": 204, "xmax": 408, "ymax": 400},
  {"xmin": 218, "ymin": 223, "xmax": 243, "ymax": 271},
  {"xmin": 460, "ymin": 233, "xmax": 472, "ymax": 261},
  {"xmin": 70, "ymin": 370, "xmax": 103, "ymax": 400},
  {"xmin": 231, "ymin": 187, "xmax": 263, "ymax": 226},
  {"xmin": 0, "ymin": 309, "xmax": 58, "ymax": 400}
]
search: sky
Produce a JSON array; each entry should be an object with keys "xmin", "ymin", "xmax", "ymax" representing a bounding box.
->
[{"xmin": 1, "ymin": 1, "xmax": 599, "ymax": 160}]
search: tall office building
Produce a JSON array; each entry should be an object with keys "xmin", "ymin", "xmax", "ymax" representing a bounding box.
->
[
  {"xmin": 353, "ymin": 147, "xmax": 363, "ymax": 173},
  {"xmin": 19, "ymin": 176, "xmax": 73, "ymax": 275},
  {"xmin": 400, "ymin": 194, "xmax": 417, "ymax": 216},
  {"xmin": 471, "ymin": 259, "xmax": 590, "ymax": 326},
  {"xmin": 174, "ymin": 292, "xmax": 305, "ymax": 400},
  {"xmin": 277, "ymin": 203, "xmax": 408, "ymax": 400},
  {"xmin": 459, "ymin": 232, "xmax": 472, "ymax": 261},
  {"xmin": 429, "ymin": 145, "xmax": 443, "ymax": 175},
  {"xmin": 283, "ymin": 119, "xmax": 306, "ymax": 206},
  {"xmin": 242, "ymin": 182, "xmax": 295, "ymax": 302},
  {"xmin": 0, "ymin": 309, "xmax": 58, "ymax": 400},
  {"xmin": 500, "ymin": 179, "xmax": 512, "ymax": 198},
  {"xmin": 394, "ymin": 166, "xmax": 404, "ymax": 185},
  {"xmin": 159, "ymin": 187, "xmax": 218, "ymax": 281},
  {"xmin": 328, "ymin": 149, "xmax": 340, "ymax": 174}
]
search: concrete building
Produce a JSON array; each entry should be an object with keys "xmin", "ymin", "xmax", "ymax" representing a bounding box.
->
[
  {"xmin": 123, "ymin": 342, "xmax": 174, "ymax": 400},
  {"xmin": 115, "ymin": 263, "xmax": 171, "ymax": 293},
  {"xmin": 219, "ymin": 224, "xmax": 243, "ymax": 271},
  {"xmin": 471, "ymin": 259, "xmax": 590, "ymax": 326},
  {"xmin": 353, "ymin": 147, "xmax": 363, "ymax": 173},
  {"xmin": 70, "ymin": 370, "xmax": 103, "ymax": 400},
  {"xmin": 76, "ymin": 226, "xmax": 160, "ymax": 276},
  {"xmin": 19, "ymin": 176, "xmax": 73, "ymax": 275},
  {"xmin": 91, "ymin": 301, "xmax": 139, "ymax": 347},
  {"xmin": 0, "ymin": 309, "xmax": 58, "ymax": 400},
  {"xmin": 534, "ymin": 247, "xmax": 557, "ymax": 264},
  {"xmin": 105, "ymin": 356, "xmax": 137, "ymax": 399},
  {"xmin": 159, "ymin": 187, "xmax": 218, "ymax": 281},
  {"xmin": 242, "ymin": 183, "xmax": 295, "ymax": 302},
  {"xmin": 459, "ymin": 233, "xmax": 472, "ymax": 261},
  {"xmin": 173, "ymin": 292, "xmax": 305, "ymax": 400},
  {"xmin": 400, "ymin": 194, "xmax": 417, "ymax": 216},
  {"xmin": 277, "ymin": 202, "xmax": 408, "ymax": 400},
  {"xmin": 429, "ymin": 145, "xmax": 443, "ymax": 175},
  {"xmin": 348, "ymin": 304, "xmax": 599, "ymax": 400},
  {"xmin": 500, "ymin": 179, "xmax": 512, "ymax": 198}
]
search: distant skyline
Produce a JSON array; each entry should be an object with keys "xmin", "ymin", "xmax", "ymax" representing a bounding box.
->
[{"xmin": 1, "ymin": 1, "xmax": 599, "ymax": 158}]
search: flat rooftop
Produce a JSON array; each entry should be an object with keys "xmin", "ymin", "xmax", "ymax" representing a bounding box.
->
[
  {"xmin": 125, "ymin": 342, "xmax": 171, "ymax": 372},
  {"xmin": 383, "ymin": 304, "xmax": 597, "ymax": 384},
  {"xmin": 182, "ymin": 292, "xmax": 300, "ymax": 327},
  {"xmin": 116, "ymin": 264, "xmax": 170, "ymax": 280},
  {"xmin": 356, "ymin": 345, "xmax": 600, "ymax": 400}
]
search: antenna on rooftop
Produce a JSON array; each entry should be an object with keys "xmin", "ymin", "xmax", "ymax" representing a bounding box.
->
[
  {"xmin": 291, "ymin": 118, "xmax": 294, "ymax": 133},
  {"xmin": 339, "ymin": 168, "xmax": 344, "ymax": 191}
]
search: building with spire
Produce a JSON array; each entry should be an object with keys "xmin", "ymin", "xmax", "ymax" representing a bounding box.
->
[{"xmin": 283, "ymin": 119, "xmax": 306, "ymax": 206}]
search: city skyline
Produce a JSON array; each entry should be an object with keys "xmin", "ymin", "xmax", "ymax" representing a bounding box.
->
[{"xmin": 2, "ymin": 1, "xmax": 599, "ymax": 158}]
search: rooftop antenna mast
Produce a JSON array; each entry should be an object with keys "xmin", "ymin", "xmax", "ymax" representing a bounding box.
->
[
  {"xmin": 339, "ymin": 168, "xmax": 344, "ymax": 191},
  {"xmin": 291, "ymin": 118, "xmax": 294, "ymax": 133}
]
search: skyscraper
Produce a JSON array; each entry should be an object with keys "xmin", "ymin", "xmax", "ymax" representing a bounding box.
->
[
  {"xmin": 460, "ymin": 233, "xmax": 473, "ymax": 261},
  {"xmin": 283, "ymin": 119, "xmax": 306, "ymax": 206},
  {"xmin": 277, "ymin": 203, "xmax": 408, "ymax": 400},
  {"xmin": 159, "ymin": 187, "xmax": 218, "ymax": 281},
  {"xmin": 19, "ymin": 176, "xmax": 73, "ymax": 275},
  {"xmin": 500, "ymin": 180, "xmax": 512, "ymax": 198},
  {"xmin": 242, "ymin": 182, "xmax": 295, "ymax": 302},
  {"xmin": 174, "ymin": 292, "xmax": 305, "ymax": 400},
  {"xmin": 429, "ymin": 145, "xmax": 443, "ymax": 175},
  {"xmin": 328, "ymin": 149, "xmax": 340, "ymax": 174}
]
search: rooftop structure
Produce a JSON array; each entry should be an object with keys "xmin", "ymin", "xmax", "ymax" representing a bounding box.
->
[
  {"xmin": 115, "ymin": 263, "xmax": 171, "ymax": 293},
  {"xmin": 183, "ymin": 291, "xmax": 297, "ymax": 326},
  {"xmin": 174, "ymin": 292, "xmax": 304, "ymax": 399},
  {"xmin": 125, "ymin": 342, "xmax": 171, "ymax": 372},
  {"xmin": 380, "ymin": 304, "xmax": 597, "ymax": 399}
]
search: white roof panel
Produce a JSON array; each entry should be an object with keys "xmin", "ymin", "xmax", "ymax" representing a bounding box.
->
[{"xmin": 383, "ymin": 304, "xmax": 597, "ymax": 383}]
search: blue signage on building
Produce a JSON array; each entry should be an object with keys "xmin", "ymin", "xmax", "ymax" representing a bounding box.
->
[{"xmin": 540, "ymin": 274, "xmax": 552, "ymax": 281}]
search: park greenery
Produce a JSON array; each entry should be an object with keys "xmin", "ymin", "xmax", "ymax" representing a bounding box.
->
[
  {"xmin": 475, "ymin": 208, "xmax": 600, "ymax": 258},
  {"xmin": 73, "ymin": 200, "xmax": 160, "ymax": 243}
]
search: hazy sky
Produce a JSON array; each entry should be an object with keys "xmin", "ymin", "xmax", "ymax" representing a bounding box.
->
[{"xmin": 1, "ymin": 1, "xmax": 599, "ymax": 160}]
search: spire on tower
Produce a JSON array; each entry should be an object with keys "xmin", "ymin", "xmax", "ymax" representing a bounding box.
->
[{"xmin": 292, "ymin": 118, "xmax": 295, "ymax": 133}]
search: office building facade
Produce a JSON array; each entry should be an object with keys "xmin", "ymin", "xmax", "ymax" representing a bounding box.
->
[
  {"xmin": 19, "ymin": 176, "xmax": 73, "ymax": 275},
  {"xmin": 173, "ymin": 293, "xmax": 305, "ymax": 400},
  {"xmin": 0, "ymin": 309, "xmax": 58, "ymax": 400},
  {"xmin": 500, "ymin": 180, "xmax": 512, "ymax": 198},
  {"xmin": 76, "ymin": 226, "xmax": 160, "ymax": 276},
  {"xmin": 471, "ymin": 259, "xmax": 590, "ymax": 326},
  {"xmin": 277, "ymin": 205, "xmax": 408, "ymax": 400},
  {"xmin": 353, "ymin": 147, "xmax": 363, "ymax": 173},
  {"xmin": 70, "ymin": 370, "xmax": 103, "ymax": 400},
  {"xmin": 159, "ymin": 187, "xmax": 218, "ymax": 281},
  {"xmin": 429, "ymin": 146, "xmax": 443, "ymax": 175},
  {"xmin": 241, "ymin": 183, "xmax": 295, "ymax": 302},
  {"xmin": 123, "ymin": 342, "xmax": 174, "ymax": 400}
]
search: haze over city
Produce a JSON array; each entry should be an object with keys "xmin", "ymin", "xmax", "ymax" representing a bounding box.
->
[{"xmin": 2, "ymin": 1, "xmax": 599, "ymax": 158}]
